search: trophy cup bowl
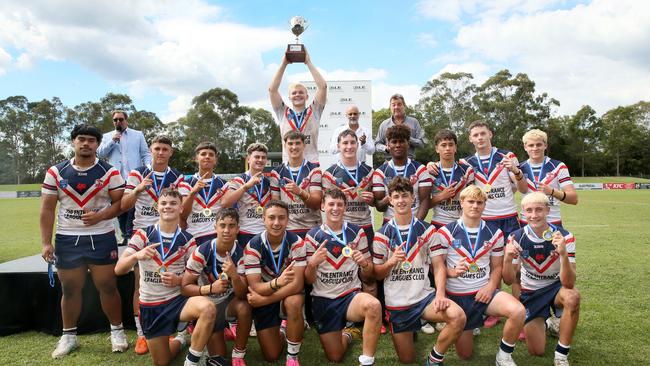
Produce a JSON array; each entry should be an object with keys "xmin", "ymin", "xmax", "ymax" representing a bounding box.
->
[{"xmin": 286, "ymin": 16, "xmax": 308, "ymax": 63}]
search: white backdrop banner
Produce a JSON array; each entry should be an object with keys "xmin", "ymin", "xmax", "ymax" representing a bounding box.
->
[{"xmin": 301, "ymin": 80, "xmax": 372, "ymax": 169}]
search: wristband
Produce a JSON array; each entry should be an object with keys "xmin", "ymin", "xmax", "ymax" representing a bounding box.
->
[
  {"xmin": 199, "ymin": 286, "xmax": 203, "ymax": 296},
  {"xmin": 209, "ymin": 282, "xmax": 213, "ymax": 295},
  {"xmin": 561, "ymin": 191, "xmax": 567, "ymax": 201},
  {"xmin": 551, "ymin": 188, "xmax": 555, "ymax": 197}
]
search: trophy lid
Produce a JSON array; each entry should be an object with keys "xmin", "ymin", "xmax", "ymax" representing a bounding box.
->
[{"xmin": 289, "ymin": 16, "xmax": 307, "ymax": 37}]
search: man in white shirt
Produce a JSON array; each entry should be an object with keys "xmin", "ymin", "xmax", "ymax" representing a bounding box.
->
[{"xmin": 328, "ymin": 105, "xmax": 374, "ymax": 163}]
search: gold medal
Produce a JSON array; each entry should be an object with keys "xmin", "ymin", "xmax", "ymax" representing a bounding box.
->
[
  {"xmin": 483, "ymin": 184, "xmax": 492, "ymax": 194},
  {"xmin": 342, "ymin": 246, "xmax": 353, "ymax": 257},
  {"xmin": 468, "ymin": 263, "xmax": 479, "ymax": 273},
  {"xmin": 158, "ymin": 265, "xmax": 167, "ymax": 274},
  {"xmin": 153, "ymin": 202, "xmax": 158, "ymax": 211},
  {"xmin": 401, "ymin": 261, "xmax": 412, "ymax": 271},
  {"xmin": 357, "ymin": 187, "xmax": 364, "ymax": 196},
  {"xmin": 219, "ymin": 272, "xmax": 229, "ymax": 281},
  {"xmin": 255, "ymin": 205, "xmax": 264, "ymax": 215},
  {"xmin": 202, "ymin": 208, "xmax": 212, "ymax": 217},
  {"xmin": 542, "ymin": 228, "xmax": 554, "ymax": 241}
]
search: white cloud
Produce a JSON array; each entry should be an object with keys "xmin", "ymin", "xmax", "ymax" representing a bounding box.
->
[
  {"xmin": 434, "ymin": 62, "xmax": 490, "ymax": 84},
  {"xmin": 416, "ymin": 0, "xmax": 562, "ymax": 22},
  {"xmin": 416, "ymin": 33, "xmax": 438, "ymax": 48},
  {"xmin": 0, "ymin": 48, "xmax": 11, "ymax": 75},
  {"xmin": 161, "ymin": 94, "xmax": 194, "ymax": 123}
]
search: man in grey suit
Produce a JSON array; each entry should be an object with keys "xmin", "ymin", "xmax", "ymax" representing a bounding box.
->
[{"xmin": 97, "ymin": 110, "xmax": 151, "ymax": 246}]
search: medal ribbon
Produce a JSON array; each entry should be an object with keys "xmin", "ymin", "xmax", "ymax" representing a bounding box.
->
[
  {"xmin": 339, "ymin": 161, "xmax": 360, "ymax": 186},
  {"xmin": 264, "ymin": 232, "xmax": 287, "ymax": 275},
  {"xmin": 211, "ymin": 239, "xmax": 231, "ymax": 280},
  {"xmin": 438, "ymin": 162, "xmax": 457, "ymax": 188},
  {"xmin": 324, "ymin": 223, "xmax": 348, "ymax": 247},
  {"xmin": 459, "ymin": 221, "xmax": 484, "ymax": 259},
  {"xmin": 248, "ymin": 172, "xmax": 266, "ymax": 206},
  {"xmin": 475, "ymin": 148, "xmax": 496, "ymax": 180},
  {"xmin": 285, "ymin": 107, "xmax": 311, "ymax": 133},
  {"xmin": 525, "ymin": 157, "xmax": 547, "ymax": 190},
  {"xmin": 150, "ymin": 167, "xmax": 170, "ymax": 202},
  {"xmin": 197, "ymin": 173, "xmax": 217, "ymax": 208},
  {"xmin": 156, "ymin": 224, "xmax": 180, "ymax": 264},
  {"xmin": 525, "ymin": 223, "xmax": 556, "ymax": 241},
  {"xmin": 391, "ymin": 217, "xmax": 415, "ymax": 254},
  {"xmin": 389, "ymin": 158, "xmax": 412, "ymax": 178},
  {"xmin": 288, "ymin": 160, "xmax": 305, "ymax": 185}
]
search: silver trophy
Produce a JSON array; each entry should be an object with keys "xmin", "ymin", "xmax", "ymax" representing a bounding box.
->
[{"xmin": 286, "ymin": 16, "xmax": 308, "ymax": 63}]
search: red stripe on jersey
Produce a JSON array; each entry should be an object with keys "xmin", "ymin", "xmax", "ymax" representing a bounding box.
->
[
  {"xmin": 244, "ymin": 249, "xmax": 261, "ymax": 259},
  {"xmin": 191, "ymin": 251, "xmax": 206, "ymax": 266}
]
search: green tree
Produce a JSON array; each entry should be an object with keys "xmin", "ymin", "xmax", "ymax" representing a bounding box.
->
[
  {"xmin": 601, "ymin": 105, "xmax": 645, "ymax": 176},
  {"xmin": 0, "ymin": 96, "xmax": 30, "ymax": 184},
  {"xmin": 28, "ymin": 97, "xmax": 71, "ymax": 181}
]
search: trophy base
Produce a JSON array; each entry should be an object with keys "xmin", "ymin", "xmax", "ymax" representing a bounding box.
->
[{"xmin": 286, "ymin": 44, "xmax": 306, "ymax": 63}]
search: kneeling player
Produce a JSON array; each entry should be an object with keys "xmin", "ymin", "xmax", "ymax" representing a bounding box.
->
[
  {"xmin": 434, "ymin": 185, "xmax": 525, "ymax": 365},
  {"xmin": 374, "ymin": 177, "xmax": 466, "ymax": 365},
  {"xmin": 503, "ymin": 192, "xmax": 579, "ymax": 366},
  {"xmin": 244, "ymin": 200, "xmax": 306, "ymax": 365},
  {"xmin": 183, "ymin": 208, "xmax": 252, "ymax": 366},
  {"xmin": 115, "ymin": 189, "xmax": 216, "ymax": 366},
  {"xmin": 304, "ymin": 188, "xmax": 381, "ymax": 365}
]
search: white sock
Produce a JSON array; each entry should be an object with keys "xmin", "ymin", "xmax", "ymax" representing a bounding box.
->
[
  {"xmin": 286, "ymin": 340, "xmax": 301, "ymax": 359},
  {"xmin": 134, "ymin": 316, "xmax": 143, "ymax": 337},
  {"xmin": 174, "ymin": 332, "xmax": 188, "ymax": 348},
  {"xmin": 359, "ymin": 355, "xmax": 375, "ymax": 365},
  {"xmin": 232, "ymin": 347, "xmax": 246, "ymax": 359},
  {"xmin": 110, "ymin": 323, "xmax": 123, "ymax": 332}
]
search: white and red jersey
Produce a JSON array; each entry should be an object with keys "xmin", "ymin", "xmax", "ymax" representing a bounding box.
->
[
  {"xmin": 42, "ymin": 158, "xmax": 124, "ymax": 235},
  {"xmin": 126, "ymin": 225, "xmax": 196, "ymax": 305},
  {"xmin": 435, "ymin": 219, "xmax": 504, "ymax": 295},
  {"xmin": 519, "ymin": 157, "xmax": 574, "ymax": 224},
  {"xmin": 372, "ymin": 159, "xmax": 433, "ymax": 221},
  {"xmin": 322, "ymin": 162, "xmax": 374, "ymax": 227},
  {"xmin": 304, "ymin": 223, "xmax": 370, "ymax": 299},
  {"xmin": 185, "ymin": 239, "xmax": 245, "ymax": 304},
  {"xmin": 372, "ymin": 218, "xmax": 437, "ymax": 309},
  {"xmin": 125, "ymin": 166, "xmax": 185, "ymax": 230},
  {"xmin": 430, "ymin": 161, "xmax": 475, "ymax": 227},
  {"xmin": 226, "ymin": 172, "xmax": 272, "ymax": 236},
  {"xmin": 275, "ymin": 100, "xmax": 324, "ymax": 163},
  {"xmin": 509, "ymin": 226, "xmax": 575, "ymax": 291},
  {"xmin": 178, "ymin": 174, "xmax": 229, "ymax": 238},
  {"xmin": 464, "ymin": 147, "xmax": 519, "ymax": 219},
  {"xmin": 243, "ymin": 231, "xmax": 306, "ymax": 283},
  {"xmin": 269, "ymin": 161, "xmax": 322, "ymax": 232}
]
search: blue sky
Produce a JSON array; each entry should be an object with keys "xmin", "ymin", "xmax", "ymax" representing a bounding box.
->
[{"xmin": 1, "ymin": 0, "xmax": 648, "ymax": 121}]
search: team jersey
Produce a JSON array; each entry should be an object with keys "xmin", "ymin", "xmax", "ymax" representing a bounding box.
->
[
  {"xmin": 430, "ymin": 162, "xmax": 475, "ymax": 226},
  {"xmin": 226, "ymin": 172, "xmax": 272, "ymax": 235},
  {"xmin": 372, "ymin": 159, "xmax": 433, "ymax": 220},
  {"xmin": 372, "ymin": 218, "xmax": 437, "ymax": 308},
  {"xmin": 322, "ymin": 162, "xmax": 374, "ymax": 227},
  {"xmin": 304, "ymin": 223, "xmax": 370, "ymax": 299},
  {"xmin": 185, "ymin": 239, "xmax": 245, "ymax": 304},
  {"xmin": 126, "ymin": 225, "xmax": 196, "ymax": 305},
  {"xmin": 275, "ymin": 100, "xmax": 324, "ymax": 163},
  {"xmin": 125, "ymin": 166, "xmax": 185, "ymax": 230},
  {"xmin": 464, "ymin": 147, "xmax": 519, "ymax": 219},
  {"xmin": 243, "ymin": 230, "xmax": 306, "ymax": 283},
  {"xmin": 434, "ymin": 219, "xmax": 504, "ymax": 295},
  {"xmin": 519, "ymin": 157, "xmax": 574, "ymax": 224},
  {"xmin": 509, "ymin": 226, "xmax": 575, "ymax": 291},
  {"xmin": 269, "ymin": 161, "xmax": 322, "ymax": 231},
  {"xmin": 42, "ymin": 158, "xmax": 125, "ymax": 235},
  {"xmin": 178, "ymin": 174, "xmax": 229, "ymax": 238}
]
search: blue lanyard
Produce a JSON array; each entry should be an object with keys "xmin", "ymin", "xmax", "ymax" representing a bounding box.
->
[
  {"xmin": 264, "ymin": 232, "xmax": 287, "ymax": 275},
  {"xmin": 459, "ymin": 221, "xmax": 484, "ymax": 258},
  {"xmin": 211, "ymin": 239, "xmax": 229, "ymax": 279},
  {"xmin": 248, "ymin": 172, "xmax": 265, "ymax": 204},
  {"xmin": 287, "ymin": 160, "xmax": 305, "ymax": 185},
  {"xmin": 525, "ymin": 224, "xmax": 556, "ymax": 240},
  {"xmin": 475, "ymin": 149, "xmax": 495, "ymax": 179},
  {"xmin": 150, "ymin": 167, "xmax": 170, "ymax": 198},
  {"xmin": 526, "ymin": 158, "xmax": 546, "ymax": 189},
  {"xmin": 391, "ymin": 217, "xmax": 415, "ymax": 254},
  {"xmin": 438, "ymin": 163, "xmax": 457, "ymax": 187},
  {"xmin": 197, "ymin": 173, "xmax": 217, "ymax": 203},
  {"xmin": 389, "ymin": 158, "xmax": 411, "ymax": 178},
  {"xmin": 156, "ymin": 224, "xmax": 180, "ymax": 262},
  {"xmin": 324, "ymin": 223, "xmax": 348, "ymax": 246},
  {"xmin": 288, "ymin": 108, "xmax": 307, "ymax": 130},
  {"xmin": 48, "ymin": 262, "xmax": 55, "ymax": 287},
  {"xmin": 338, "ymin": 161, "xmax": 360, "ymax": 185}
]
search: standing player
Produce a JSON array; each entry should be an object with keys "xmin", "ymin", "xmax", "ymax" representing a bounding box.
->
[
  {"xmin": 372, "ymin": 125, "xmax": 432, "ymax": 223},
  {"xmin": 244, "ymin": 200, "xmax": 306, "ymax": 365},
  {"xmin": 269, "ymin": 49, "xmax": 327, "ymax": 163},
  {"xmin": 269, "ymin": 131, "xmax": 323, "ymax": 238},
  {"xmin": 121, "ymin": 135, "xmax": 186, "ymax": 354},
  {"xmin": 373, "ymin": 177, "xmax": 467, "ymax": 365},
  {"xmin": 115, "ymin": 188, "xmax": 216, "ymax": 366},
  {"xmin": 180, "ymin": 142, "xmax": 229, "ymax": 245},
  {"xmin": 304, "ymin": 188, "xmax": 381, "ymax": 365},
  {"xmin": 183, "ymin": 208, "xmax": 252, "ymax": 366},
  {"xmin": 503, "ymin": 192, "xmax": 580, "ymax": 366},
  {"xmin": 221, "ymin": 143, "xmax": 272, "ymax": 249},
  {"xmin": 41, "ymin": 124, "xmax": 128, "ymax": 358},
  {"xmin": 434, "ymin": 185, "xmax": 525, "ymax": 365}
]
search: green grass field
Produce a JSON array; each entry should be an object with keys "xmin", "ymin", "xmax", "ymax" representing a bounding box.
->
[{"xmin": 1, "ymin": 190, "xmax": 649, "ymax": 365}]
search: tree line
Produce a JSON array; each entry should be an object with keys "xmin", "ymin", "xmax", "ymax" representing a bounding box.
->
[{"xmin": 1, "ymin": 69, "xmax": 648, "ymax": 184}]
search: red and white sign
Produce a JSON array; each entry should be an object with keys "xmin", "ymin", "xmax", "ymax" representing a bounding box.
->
[{"xmin": 603, "ymin": 183, "xmax": 636, "ymax": 190}]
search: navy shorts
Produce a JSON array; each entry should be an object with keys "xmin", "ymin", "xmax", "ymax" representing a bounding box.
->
[
  {"xmin": 312, "ymin": 291, "xmax": 358, "ymax": 334},
  {"xmin": 520, "ymin": 281, "xmax": 563, "ymax": 323},
  {"xmin": 54, "ymin": 232, "xmax": 118, "ymax": 269},
  {"xmin": 252, "ymin": 300, "xmax": 285, "ymax": 331},
  {"xmin": 194, "ymin": 233, "xmax": 217, "ymax": 246},
  {"xmin": 212, "ymin": 294, "xmax": 237, "ymax": 332},
  {"xmin": 485, "ymin": 215, "xmax": 521, "ymax": 239},
  {"xmin": 387, "ymin": 291, "xmax": 435, "ymax": 334},
  {"xmin": 448, "ymin": 290, "xmax": 499, "ymax": 330},
  {"xmin": 140, "ymin": 295, "xmax": 189, "ymax": 339}
]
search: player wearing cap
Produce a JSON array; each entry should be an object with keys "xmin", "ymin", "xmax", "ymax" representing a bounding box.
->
[
  {"xmin": 180, "ymin": 142, "xmax": 229, "ymax": 245},
  {"xmin": 41, "ymin": 124, "xmax": 128, "ymax": 358},
  {"xmin": 373, "ymin": 177, "xmax": 466, "ymax": 365},
  {"xmin": 503, "ymin": 192, "xmax": 580, "ymax": 366},
  {"xmin": 183, "ymin": 208, "xmax": 252, "ymax": 366},
  {"xmin": 434, "ymin": 185, "xmax": 525, "ymax": 365},
  {"xmin": 115, "ymin": 188, "xmax": 215, "ymax": 366},
  {"xmin": 304, "ymin": 188, "xmax": 381, "ymax": 365},
  {"xmin": 243, "ymin": 200, "xmax": 306, "ymax": 366}
]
